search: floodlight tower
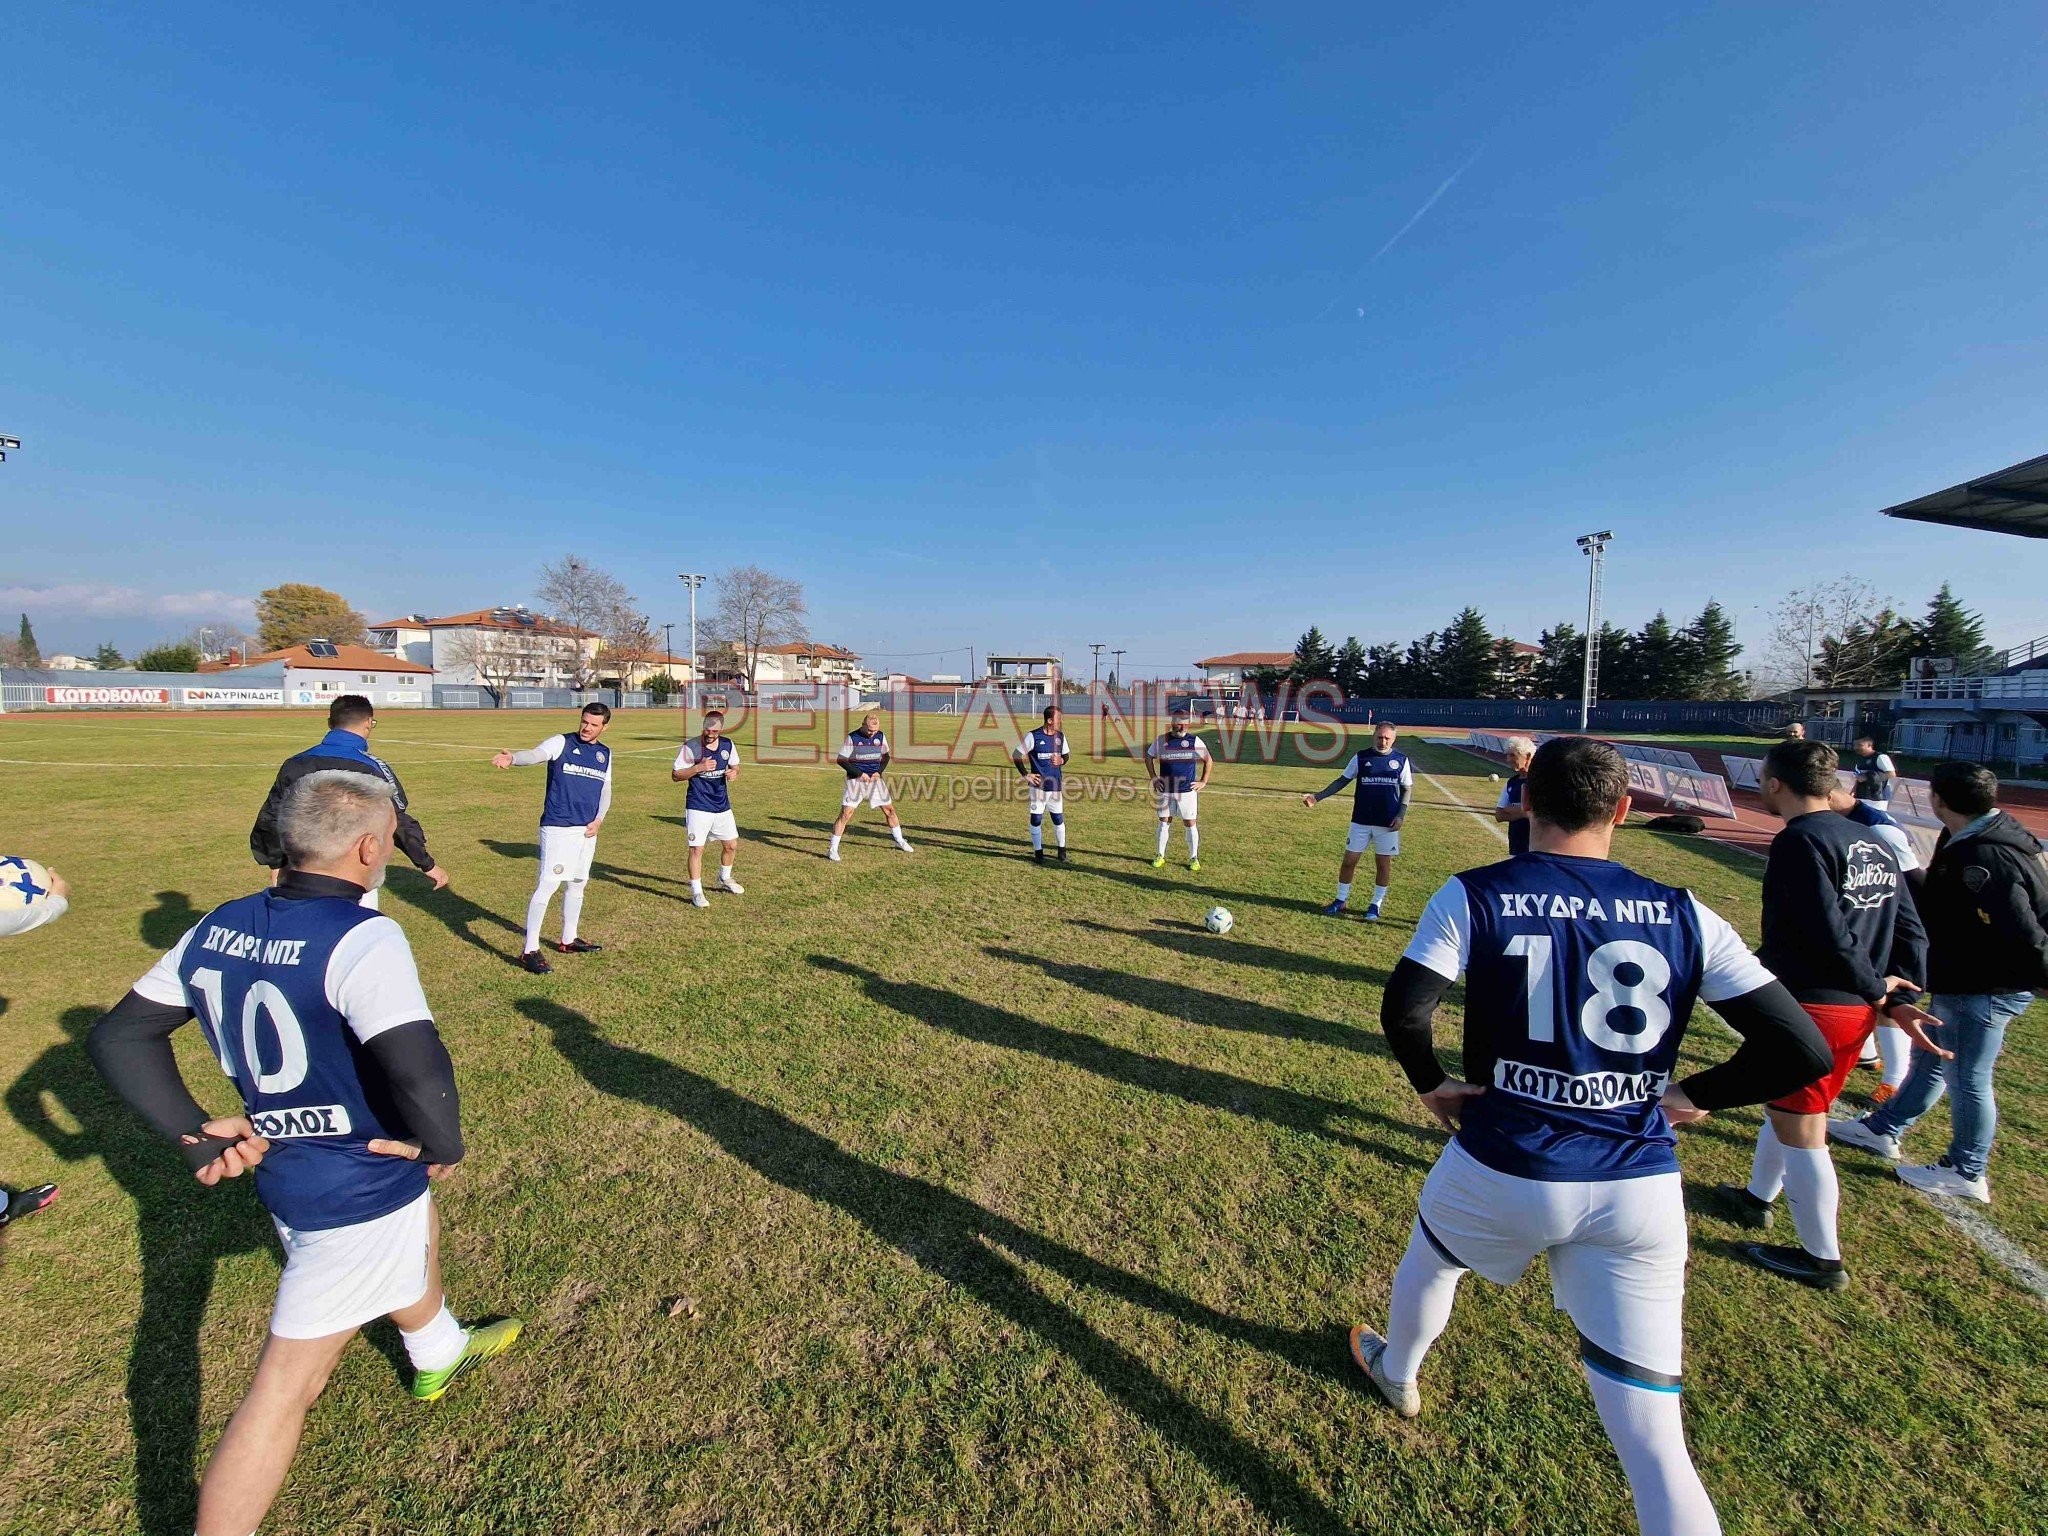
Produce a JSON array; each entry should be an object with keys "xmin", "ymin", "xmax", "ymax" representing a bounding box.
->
[
  {"xmin": 677, "ymin": 573, "xmax": 707, "ymax": 713},
  {"xmin": 1576, "ymin": 531, "xmax": 1612, "ymax": 731},
  {"xmin": 0, "ymin": 434, "xmax": 20, "ymax": 462}
]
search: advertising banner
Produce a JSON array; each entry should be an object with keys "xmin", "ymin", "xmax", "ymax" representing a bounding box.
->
[
  {"xmin": 43, "ymin": 685, "xmax": 171, "ymax": 705},
  {"xmin": 179, "ymin": 687, "xmax": 285, "ymax": 705}
]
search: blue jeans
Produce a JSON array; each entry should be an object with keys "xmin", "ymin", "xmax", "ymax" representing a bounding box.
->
[{"xmin": 1865, "ymin": 991, "xmax": 2034, "ymax": 1180}]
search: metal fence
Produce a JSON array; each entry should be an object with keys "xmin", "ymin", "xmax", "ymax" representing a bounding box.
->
[
  {"xmin": 430, "ymin": 686, "xmax": 648, "ymax": 710},
  {"xmin": 3, "ymin": 665, "xmax": 290, "ymax": 710}
]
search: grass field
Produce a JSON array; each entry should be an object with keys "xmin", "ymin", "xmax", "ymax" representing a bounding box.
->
[{"xmin": 1, "ymin": 708, "xmax": 2044, "ymax": 1536}]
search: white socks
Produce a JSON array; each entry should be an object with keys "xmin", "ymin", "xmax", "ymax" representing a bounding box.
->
[
  {"xmin": 1875, "ymin": 1023, "xmax": 1912, "ymax": 1090},
  {"xmin": 891, "ymin": 825, "xmax": 911, "ymax": 850},
  {"xmin": 1746, "ymin": 1119, "xmax": 1787, "ymax": 1204},
  {"xmin": 1381, "ymin": 1221, "xmax": 1466, "ymax": 1383},
  {"xmin": 719, "ymin": 866, "xmax": 740, "ymax": 889},
  {"xmin": 1372, "ymin": 884, "xmax": 1389, "ymax": 906},
  {"xmin": 689, "ymin": 879, "xmax": 703, "ymax": 897},
  {"xmin": 829, "ymin": 834, "xmax": 842, "ymax": 856},
  {"xmin": 1584, "ymin": 1367, "xmax": 1722, "ymax": 1536},
  {"xmin": 1336, "ymin": 881, "xmax": 1352, "ymax": 902},
  {"xmin": 560, "ymin": 881, "xmax": 585, "ymax": 945},
  {"xmin": 400, "ymin": 1303, "xmax": 467, "ymax": 1373},
  {"xmin": 1156, "ymin": 821, "xmax": 1171, "ymax": 857},
  {"xmin": 1186, "ymin": 825, "xmax": 1200, "ymax": 858},
  {"xmin": 1053, "ymin": 818, "xmax": 1066, "ymax": 849},
  {"xmin": 1030, "ymin": 818, "xmax": 1044, "ymax": 851},
  {"xmin": 1780, "ymin": 1144, "xmax": 1843, "ymax": 1262},
  {"xmin": 524, "ymin": 876, "xmax": 563, "ymax": 953}
]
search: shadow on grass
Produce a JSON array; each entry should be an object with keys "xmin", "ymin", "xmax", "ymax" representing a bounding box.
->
[
  {"xmin": 384, "ymin": 878, "xmax": 525, "ymax": 965},
  {"xmin": 1069, "ymin": 918, "xmax": 1390, "ymax": 986},
  {"xmin": 7, "ymin": 1007, "xmax": 277, "ymax": 1536},
  {"xmin": 522, "ymin": 996, "xmax": 1355, "ymax": 1535},
  {"xmin": 809, "ymin": 956, "xmax": 1428, "ymax": 1172},
  {"xmin": 984, "ymin": 946, "xmax": 1386, "ymax": 1057},
  {"xmin": 479, "ymin": 837, "xmax": 695, "ymax": 904},
  {"xmin": 140, "ymin": 891, "xmax": 203, "ymax": 949}
]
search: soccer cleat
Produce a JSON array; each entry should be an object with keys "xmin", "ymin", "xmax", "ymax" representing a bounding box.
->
[
  {"xmin": 1150, "ymin": 856, "xmax": 1166, "ymax": 869},
  {"xmin": 556, "ymin": 937, "xmax": 602, "ymax": 954},
  {"xmin": 518, "ymin": 950, "xmax": 553, "ymax": 975},
  {"xmin": 1739, "ymin": 1243, "xmax": 1849, "ymax": 1291},
  {"xmin": 894, "ymin": 841, "xmax": 914, "ymax": 854},
  {"xmin": 1897, "ymin": 1160, "xmax": 1991, "ymax": 1204},
  {"xmin": 0, "ymin": 1183, "xmax": 58, "ymax": 1227},
  {"xmin": 411, "ymin": 1317, "xmax": 524, "ymax": 1402},
  {"xmin": 718, "ymin": 875, "xmax": 744, "ymax": 894},
  {"xmin": 1826, "ymin": 1118, "xmax": 1900, "ymax": 1161},
  {"xmin": 1362, "ymin": 901, "xmax": 1383, "ymax": 922},
  {"xmin": 1033, "ymin": 848, "xmax": 1046, "ymax": 864},
  {"xmin": 1703, "ymin": 1183, "xmax": 1775, "ymax": 1230},
  {"xmin": 1348, "ymin": 1325, "xmax": 1420, "ymax": 1417},
  {"xmin": 691, "ymin": 891, "xmax": 710, "ymax": 909},
  {"xmin": 1321, "ymin": 899, "xmax": 1348, "ymax": 918},
  {"xmin": 1056, "ymin": 846, "xmax": 1069, "ymax": 862},
  {"xmin": 826, "ymin": 847, "xmax": 842, "ymax": 862},
  {"xmin": 1188, "ymin": 858, "xmax": 1202, "ymax": 873}
]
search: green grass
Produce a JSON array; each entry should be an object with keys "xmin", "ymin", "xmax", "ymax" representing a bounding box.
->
[{"xmin": 1, "ymin": 710, "xmax": 2043, "ymax": 1535}]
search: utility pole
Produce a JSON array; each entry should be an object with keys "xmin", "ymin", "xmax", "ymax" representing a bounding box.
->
[
  {"xmin": 1576, "ymin": 531, "xmax": 1612, "ymax": 732},
  {"xmin": 1111, "ymin": 649, "xmax": 1126, "ymax": 694},
  {"xmin": 678, "ymin": 574, "xmax": 706, "ymax": 714},
  {"xmin": 1089, "ymin": 642, "xmax": 1104, "ymax": 691},
  {"xmin": 661, "ymin": 622, "xmax": 676, "ymax": 702}
]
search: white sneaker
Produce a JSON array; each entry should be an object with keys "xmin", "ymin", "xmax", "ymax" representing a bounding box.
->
[
  {"xmin": 1348, "ymin": 1325, "xmax": 1419, "ymax": 1417},
  {"xmin": 1827, "ymin": 1117, "xmax": 1901, "ymax": 1161},
  {"xmin": 691, "ymin": 891, "xmax": 710, "ymax": 909},
  {"xmin": 894, "ymin": 841, "xmax": 914, "ymax": 854},
  {"xmin": 719, "ymin": 876, "xmax": 744, "ymax": 895},
  {"xmin": 827, "ymin": 847, "xmax": 842, "ymax": 862},
  {"xmin": 1897, "ymin": 1161, "xmax": 1990, "ymax": 1204}
]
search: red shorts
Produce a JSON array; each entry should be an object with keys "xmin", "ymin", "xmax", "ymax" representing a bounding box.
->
[{"xmin": 1770, "ymin": 1002, "xmax": 1879, "ymax": 1115}]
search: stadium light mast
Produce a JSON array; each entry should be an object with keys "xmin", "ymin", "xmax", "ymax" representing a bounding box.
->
[
  {"xmin": 1576, "ymin": 531, "xmax": 1612, "ymax": 731},
  {"xmin": 678, "ymin": 573, "xmax": 707, "ymax": 713},
  {"xmin": 0, "ymin": 434, "xmax": 19, "ymax": 463}
]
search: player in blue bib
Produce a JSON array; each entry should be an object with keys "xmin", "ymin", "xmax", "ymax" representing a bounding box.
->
[
  {"xmin": 1144, "ymin": 707, "xmax": 1211, "ymax": 870},
  {"xmin": 493, "ymin": 702, "xmax": 614, "ymax": 974},
  {"xmin": 1303, "ymin": 720, "xmax": 1412, "ymax": 920},
  {"xmin": 1493, "ymin": 735, "xmax": 1537, "ymax": 856},
  {"xmin": 829, "ymin": 711, "xmax": 913, "ymax": 859},
  {"xmin": 672, "ymin": 708, "xmax": 745, "ymax": 906},
  {"xmin": 1013, "ymin": 704, "xmax": 1071, "ymax": 863},
  {"xmin": 1347, "ymin": 738, "xmax": 1826, "ymax": 1536},
  {"xmin": 90, "ymin": 770, "xmax": 520, "ymax": 1535}
]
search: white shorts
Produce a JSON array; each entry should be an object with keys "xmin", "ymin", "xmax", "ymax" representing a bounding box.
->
[
  {"xmin": 1027, "ymin": 785, "xmax": 1065, "ymax": 816},
  {"xmin": 1418, "ymin": 1140, "xmax": 1687, "ymax": 1377},
  {"xmin": 685, "ymin": 807, "xmax": 740, "ymax": 846},
  {"xmin": 270, "ymin": 1190, "xmax": 434, "ymax": 1340},
  {"xmin": 842, "ymin": 775, "xmax": 894, "ymax": 808},
  {"xmin": 1346, "ymin": 823, "xmax": 1400, "ymax": 856},
  {"xmin": 1155, "ymin": 788, "xmax": 1198, "ymax": 821},
  {"xmin": 539, "ymin": 824, "xmax": 597, "ymax": 883}
]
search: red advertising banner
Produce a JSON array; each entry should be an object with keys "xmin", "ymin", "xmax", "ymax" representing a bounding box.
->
[{"xmin": 43, "ymin": 685, "xmax": 172, "ymax": 705}]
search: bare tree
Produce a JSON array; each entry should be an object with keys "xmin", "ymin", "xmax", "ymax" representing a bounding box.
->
[
  {"xmin": 1760, "ymin": 576, "xmax": 1889, "ymax": 693},
  {"xmin": 595, "ymin": 611, "xmax": 660, "ymax": 686},
  {"xmin": 441, "ymin": 627, "xmax": 554, "ymax": 706},
  {"xmin": 537, "ymin": 554, "xmax": 639, "ymax": 688},
  {"xmin": 710, "ymin": 565, "xmax": 808, "ymax": 690}
]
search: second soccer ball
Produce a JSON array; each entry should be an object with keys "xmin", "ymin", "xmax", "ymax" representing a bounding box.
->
[{"xmin": 1204, "ymin": 906, "xmax": 1234, "ymax": 936}]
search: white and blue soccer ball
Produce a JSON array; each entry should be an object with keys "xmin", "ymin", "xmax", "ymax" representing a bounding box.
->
[
  {"xmin": 1204, "ymin": 905, "xmax": 1234, "ymax": 936},
  {"xmin": 0, "ymin": 857, "xmax": 66, "ymax": 939}
]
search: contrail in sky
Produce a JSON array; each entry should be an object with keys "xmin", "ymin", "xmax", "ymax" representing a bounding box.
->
[{"xmin": 1318, "ymin": 142, "xmax": 1487, "ymax": 318}]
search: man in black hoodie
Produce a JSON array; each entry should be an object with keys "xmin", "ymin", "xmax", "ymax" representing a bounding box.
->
[{"xmin": 1831, "ymin": 761, "xmax": 2048, "ymax": 1204}]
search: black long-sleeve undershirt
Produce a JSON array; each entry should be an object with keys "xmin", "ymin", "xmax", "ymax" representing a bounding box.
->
[
  {"xmin": 89, "ymin": 996, "xmax": 464, "ymax": 1170},
  {"xmin": 1378, "ymin": 958, "xmax": 1830, "ymax": 1112}
]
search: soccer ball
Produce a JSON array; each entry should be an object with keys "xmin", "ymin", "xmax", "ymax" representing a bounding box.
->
[
  {"xmin": 1489, "ymin": 772, "xmax": 1500, "ymax": 782},
  {"xmin": 1204, "ymin": 906, "xmax": 1234, "ymax": 935},
  {"xmin": 0, "ymin": 857, "xmax": 65, "ymax": 939}
]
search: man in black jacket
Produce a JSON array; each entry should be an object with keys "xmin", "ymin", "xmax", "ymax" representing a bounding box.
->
[
  {"xmin": 1714, "ymin": 740, "xmax": 1942, "ymax": 1290},
  {"xmin": 250, "ymin": 694, "xmax": 447, "ymax": 909},
  {"xmin": 1831, "ymin": 761, "xmax": 2048, "ymax": 1203}
]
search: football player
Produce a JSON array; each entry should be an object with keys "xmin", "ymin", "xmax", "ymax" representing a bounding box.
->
[
  {"xmin": 671, "ymin": 709, "xmax": 744, "ymax": 906},
  {"xmin": 828, "ymin": 712, "xmax": 912, "ymax": 859},
  {"xmin": 1145, "ymin": 707, "xmax": 1211, "ymax": 870},
  {"xmin": 493, "ymin": 702, "xmax": 614, "ymax": 973},
  {"xmin": 1303, "ymin": 719, "xmax": 1412, "ymax": 920},
  {"xmin": 1014, "ymin": 704, "xmax": 1071, "ymax": 862}
]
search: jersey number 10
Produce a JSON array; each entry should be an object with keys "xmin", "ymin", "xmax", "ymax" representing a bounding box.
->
[
  {"xmin": 1503, "ymin": 937, "xmax": 1674, "ymax": 1055},
  {"xmin": 190, "ymin": 966, "xmax": 311, "ymax": 1094}
]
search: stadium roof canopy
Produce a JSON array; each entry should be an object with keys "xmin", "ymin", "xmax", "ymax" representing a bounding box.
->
[{"xmin": 1879, "ymin": 451, "xmax": 2048, "ymax": 539}]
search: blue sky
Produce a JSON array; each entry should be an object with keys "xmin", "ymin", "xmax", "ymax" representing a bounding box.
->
[{"xmin": 3, "ymin": 2, "xmax": 2044, "ymax": 676}]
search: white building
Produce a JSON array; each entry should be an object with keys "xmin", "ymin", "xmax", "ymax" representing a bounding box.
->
[
  {"xmin": 42, "ymin": 654, "xmax": 97, "ymax": 671},
  {"xmin": 367, "ymin": 608, "xmax": 601, "ymax": 689},
  {"xmin": 206, "ymin": 641, "xmax": 433, "ymax": 707},
  {"xmin": 1193, "ymin": 652, "xmax": 1293, "ymax": 697},
  {"xmin": 750, "ymin": 642, "xmax": 871, "ymax": 691}
]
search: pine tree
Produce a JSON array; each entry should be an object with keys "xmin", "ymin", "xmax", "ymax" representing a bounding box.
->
[
  {"xmin": 92, "ymin": 642, "xmax": 126, "ymax": 670},
  {"xmin": 1333, "ymin": 635, "xmax": 1369, "ymax": 699},
  {"xmin": 1435, "ymin": 607, "xmax": 1496, "ymax": 697},
  {"xmin": 1591, "ymin": 622, "xmax": 1636, "ymax": 700},
  {"xmin": 1401, "ymin": 633, "xmax": 1441, "ymax": 698},
  {"xmin": 1489, "ymin": 637, "xmax": 1533, "ymax": 699},
  {"xmin": 1535, "ymin": 623, "xmax": 1583, "ymax": 699},
  {"xmin": 1631, "ymin": 612, "xmax": 1682, "ymax": 699},
  {"xmin": 1290, "ymin": 626, "xmax": 1339, "ymax": 683},
  {"xmin": 1679, "ymin": 599, "xmax": 1744, "ymax": 699},
  {"xmin": 17, "ymin": 614, "xmax": 39, "ymax": 667},
  {"xmin": 1361, "ymin": 643, "xmax": 1404, "ymax": 697},
  {"xmin": 1914, "ymin": 583, "xmax": 1990, "ymax": 669}
]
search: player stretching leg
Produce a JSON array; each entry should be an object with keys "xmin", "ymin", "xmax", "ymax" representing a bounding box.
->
[
  {"xmin": 1709, "ymin": 740, "xmax": 1941, "ymax": 1291},
  {"xmin": 1145, "ymin": 707, "xmax": 1210, "ymax": 871},
  {"xmin": 252, "ymin": 694, "xmax": 448, "ymax": 911},
  {"xmin": 89, "ymin": 772, "xmax": 519, "ymax": 1536},
  {"xmin": 1014, "ymin": 704, "xmax": 1071, "ymax": 863},
  {"xmin": 1351, "ymin": 738, "xmax": 1827, "ymax": 1536},
  {"xmin": 672, "ymin": 709, "xmax": 744, "ymax": 907},
  {"xmin": 1303, "ymin": 720, "xmax": 1410, "ymax": 921},
  {"xmin": 828, "ymin": 712, "xmax": 912, "ymax": 860},
  {"xmin": 493, "ymin": 702, "xmax": 614, "ymax": 975}
]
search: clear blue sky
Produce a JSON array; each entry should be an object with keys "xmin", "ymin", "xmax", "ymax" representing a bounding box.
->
[{"xmin": 3, "ymin": 2, "xmax": 2043, "ymax": 675}]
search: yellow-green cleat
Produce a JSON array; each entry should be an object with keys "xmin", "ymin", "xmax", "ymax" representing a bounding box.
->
[
  {"xmin": 1150, "ymin": 856, "xmax": 1166, "ymax": 869},
  {"xmin": 1188, "ymin": 859, "xmax": 1202, "ymax": 873},
  {"xmin": 412, "ymin": 1317, "xmax": 524, "ymax": 1402}
]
